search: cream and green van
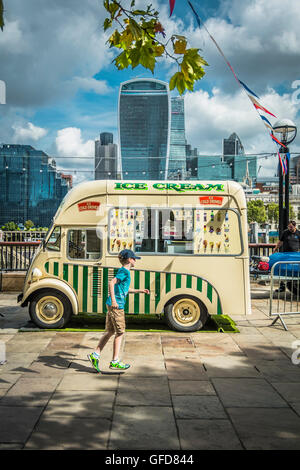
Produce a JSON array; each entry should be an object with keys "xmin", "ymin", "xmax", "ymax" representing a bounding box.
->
[{"xmin": 18, "ymin": 180, "xmax": 251, "ymax": 332}]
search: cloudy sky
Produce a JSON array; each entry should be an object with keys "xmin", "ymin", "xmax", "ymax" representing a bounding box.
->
[{"xmin": 0, "ymin": 0, "xmax": 300, "ymax": 183}]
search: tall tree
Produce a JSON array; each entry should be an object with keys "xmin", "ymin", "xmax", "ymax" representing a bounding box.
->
[{"xmin": 247, "ymin": 200, "xmax": 267, "ymax": 224}]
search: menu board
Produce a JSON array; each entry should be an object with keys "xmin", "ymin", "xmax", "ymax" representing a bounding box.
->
[
  {"xmin": 109, "ymin": 208, "xmax": 134, "ymax": 252},
  {"xmin": 194, "ymin": 209, "xmax": 240, "ymax": 255}
]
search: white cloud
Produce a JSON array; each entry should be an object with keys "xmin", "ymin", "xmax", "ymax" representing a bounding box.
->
[
  {"xmin": 184, "ymin": 86, "xmax": 300, "ymax": 176},
  {"xmin": 12, "ymin": 122, "xmax": 48, "ymax": 142},
  {"xmin": 56, "ymin": 127, "xmax": 94, "ymax": 158},
  {"xmin": 71, "ymin": 77, "xmax": 112, "ymax": 95}
]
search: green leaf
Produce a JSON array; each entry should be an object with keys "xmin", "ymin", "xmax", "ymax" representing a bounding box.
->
[
  {"xmin": 103, "ymin": 18, "xmax": 112, "ymax": 31},
  {"xmin": 113, "ymin": 51, "xmax": 131, "ymax": 70},
  {"xmin": 128, "ymin": 18, "xmax": 142, "ymax": 40}
]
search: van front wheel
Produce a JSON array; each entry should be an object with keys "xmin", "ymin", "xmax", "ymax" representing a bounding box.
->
[
  {"xmin": 164, "ymin": 295, "xmax": 208, "ymax": 332},
  {"xmin": 29, "ymin": 289, "xmax": 72, "ymax": 329}
]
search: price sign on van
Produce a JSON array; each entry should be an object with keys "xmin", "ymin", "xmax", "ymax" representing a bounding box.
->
[
  {"xmin": 199, "ymin": 196, "xmax": 223, "ymax": 206},
  {"xmin": 77, "ymin": 201, "xmax": 100, "ymax": 211}
]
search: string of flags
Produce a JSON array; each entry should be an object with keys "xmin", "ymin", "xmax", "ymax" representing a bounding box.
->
[{"xmin": 169, "ymin": 0, "xmax": 289, "ymax": 175}]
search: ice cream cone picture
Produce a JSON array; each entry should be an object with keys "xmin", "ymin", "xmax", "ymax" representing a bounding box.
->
[
  {"xmin": 128, "ymin": 241, "xmax": 133, "ymax": 249},
  {"xmin": 122, "ymin": 241, "xmax": 127, "ymax": 249},
  {"xmin": 116, "ymin": 240, "xmax": 121, "ymax": 250},
  {"xmin": 203, "ymin": 240, "xmax": 208, "ymax": 251},
  {"xmin": 216, "ymin": 241, "xmax": 221, "ymax": 252},
  {"xmin": 209, "ymin": 241, "xmax": 214, "ymax": 252},
  {"xmin": 112, "ymin": 238, "xmax": 116, "ymax": 250}
]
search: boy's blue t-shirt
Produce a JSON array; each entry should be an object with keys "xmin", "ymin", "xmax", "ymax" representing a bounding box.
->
[{"xmin": 106, "ymin": 267, "xmax": 131, "ymax": 309}]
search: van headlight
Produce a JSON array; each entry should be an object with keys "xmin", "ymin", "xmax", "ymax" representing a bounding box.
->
[{"xmin": 31, "ymin": 268, "xmax": 42, "ymax": 279}]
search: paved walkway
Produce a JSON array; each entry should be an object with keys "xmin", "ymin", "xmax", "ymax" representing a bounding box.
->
[{"xmin": 1, "ymin": 286, "xmax": 300, "ymax": 450}]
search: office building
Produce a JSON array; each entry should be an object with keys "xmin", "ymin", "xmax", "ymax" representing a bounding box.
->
[
  {"xmin": 95, "ymin": 132, "xmax": 118, "ymax": 180},
  {"xmin": 0, "ymin": 144, "xmax": 70, "ymax": 227},
  {"xmin": 119, "ymin": 78, "xmax": 170, "ymax": 180},
  {"xmin": 223, "ymin": 132, "xmax": 257, "ymax": 185},
  {"xmin": 168, "ymin": 96, "xmax": 187, "ymax": 179}
]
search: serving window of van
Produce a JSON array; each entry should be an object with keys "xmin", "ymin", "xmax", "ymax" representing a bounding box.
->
[
  {"xmin": 108, "ymin": 207, "xmax": 242, "ymax": 256},
  {"xmin": 67, "ymin": 229, "xmax": 101, "ymax": 260}
]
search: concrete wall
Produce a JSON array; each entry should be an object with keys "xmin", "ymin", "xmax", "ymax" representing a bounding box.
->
[{"xmin": 0, "ymin": 272, "xmax": 25, "ymax": 292}]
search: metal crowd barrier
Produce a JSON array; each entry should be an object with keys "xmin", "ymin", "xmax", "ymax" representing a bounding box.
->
[
  {"xmin": 0, "ymin": 242, "xmax": 40, "ymax": 272},
  {"xmin": 269, "ymin": 261, "xmax": 300, "ymax": 330}
]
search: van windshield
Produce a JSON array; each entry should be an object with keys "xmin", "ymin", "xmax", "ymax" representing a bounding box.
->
[{"xmin": 46, "ymin": 226, "xmax": 61, "ymax": 252}]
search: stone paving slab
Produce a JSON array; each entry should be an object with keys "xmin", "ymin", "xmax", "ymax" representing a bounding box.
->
[
  {"xmin": 177, "ymin": 419, "xmax": 242, "ymax": 450},
  {"xmin": 227, "ymin": 407, "xmax": 300, "ymax": 450},
  {"xmin": 43, "ymin": 390, "xmax": 115, "ymax": 419},
  {"xmin": 25, "ymin": 416, "xmax": 111, "ymax": 450},
  {"xmin": 0, "ymin": 405, "xmax": 43, "ymax": 443},
  {"xmin": 109, "ymin": 406, "xmax": 179, "ymax": 450},
  {"xmin": 0, "ymin": 376, "xmax": 61, "ymax": 407},
  {"xmin": 116, "ymin": 376, "xmax": 171, "ymax": 406},
  {"xmin": 173, "ymin": 395, "xmax": 227, "ymax": 419},
  {"xmin": 212, "ymin": 377, "xmax": 289, "ymax": 408}
]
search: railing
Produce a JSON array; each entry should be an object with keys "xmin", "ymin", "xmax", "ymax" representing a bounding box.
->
[
  {"xmin": 0, "ymin": 231, "xmax": 47, "ymax": 242},
  {"xmin": 248, "ymin": 243, "xmax": 276, "ymax": 258},
  {"xmin": 0, "ymin": 242, "xmax": 40, "ymax": 271}
]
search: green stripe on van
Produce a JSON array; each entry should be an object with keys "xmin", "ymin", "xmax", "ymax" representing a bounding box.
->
[
  {"xmin": 92, "ymin": 267, "xmax": 98, "ymax": 313},
  {"xmin": 144, "ymin": 271, "xmax": 150, "ymax": 314},
  {"xmin": 197, "ymin": 277, "xmax": 202, "ymax": 292},
  {"xmin": 102, "ymin": 268, "xmax": 109, "ymax": 313},
  {"xmin": 207, "ymin": 282, "xmax": 213, "ymax": 302},
  {"xmin": 63, "ymin": 264, "xmax": 68, "ymax": 282},
  {"xmin": 134, "ymin": 270, "xmax": 140, "ymax": 314},
  {"xmin": 217, "ymin": 297, "xmax": 222, "ymax": 315},
  {"xmin": 186, "ymin": 275, "xmax": 192, "ymax": 289},
  {"xmin": 53, "ymin": 262, "xmax": 59, "ymax": 277},
  {"xmin": 73, "ymin": 265, "xmax": 78, "ymax": 294},
  {"xmin": 82, "ymin": 266, "xmax": 88, "ymax": 313},
  {"xmin": 155, "ymin": 272, "xmax": 160, "ymax": 308},
  {"xmin": 166, "ymin": 273, "xmax": 171, "ymax": 293},
  {"xmin": 124, "ymin": 295, "xmax": 129, "ymax": 314},
  {"xmin": 45, "ymin": 262, "xmax": 49, "ymax": 273},
  {"xmin": 176, "ymin": 274, "xmax": 181, "ymax": 289}
]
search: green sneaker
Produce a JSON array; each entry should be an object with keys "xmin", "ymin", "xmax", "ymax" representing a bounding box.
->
[
  {"xmin": 109, "ymin": 360, "xmax": 130, "ymax": 370},
  {"xmin": 87, "ymin": 353, "xmax": 101, "ymax": 373}
]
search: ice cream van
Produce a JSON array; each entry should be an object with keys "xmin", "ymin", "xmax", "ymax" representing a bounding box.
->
[{"xmin": 17, "ymin": 179, "xmax": 251, "ymax": 332}]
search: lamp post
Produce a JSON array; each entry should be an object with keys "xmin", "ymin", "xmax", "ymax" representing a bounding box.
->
[{"xmin": 272, "ymin": 119, "xmax": 297, "ymax": 242}]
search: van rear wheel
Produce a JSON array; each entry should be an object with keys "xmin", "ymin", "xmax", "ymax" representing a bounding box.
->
[
  {"xmin": 29, "ymin": 289, "xmax": 72, "ymax": 329},
  {"xmin": 164, "ymin": 295, "xmax": 208, "ymax": 332}
]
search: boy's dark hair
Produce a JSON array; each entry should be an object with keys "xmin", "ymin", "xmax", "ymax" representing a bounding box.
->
[
  {"xmin": 118, "ymin": 252, "xmax": 128, "ymax": 265},
  {"xmin": 289, "ymin": 220, "xmax": 297, "ymax": 227}
]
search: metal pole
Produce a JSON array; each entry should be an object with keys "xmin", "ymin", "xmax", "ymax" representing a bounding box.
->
[
  {"xmin": 278, "ymin": 154, "xmax": 284, "ymax": 245},
  {"xmin": 284, "ymin": 146, "xmax": 290, "ymax": 229}
]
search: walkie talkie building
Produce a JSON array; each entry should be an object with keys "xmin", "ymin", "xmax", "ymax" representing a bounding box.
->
[{"xmin": 118, "ymin": 79, "xmax": 170, "ymax": 180}]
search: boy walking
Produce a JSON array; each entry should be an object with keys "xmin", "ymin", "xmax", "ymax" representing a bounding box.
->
[{"xmin": 88, "ymin": 249, "xmax": 149, "ymax": 372}]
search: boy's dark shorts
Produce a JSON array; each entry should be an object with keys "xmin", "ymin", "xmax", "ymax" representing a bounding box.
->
[{"xmin": 106, "ymin": 306, "xmax": 126, "ymax": 334}]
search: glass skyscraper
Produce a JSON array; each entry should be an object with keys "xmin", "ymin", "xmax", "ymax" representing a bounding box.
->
[
  {"xmin": 168, "ymin": 97, "xmax": 187, "ymax": 180},
  {"xmin": 119, "ymin": 79, "xmax": 170, "ymax": 180},
  {"xmin": 223, "ymin": 133, "xmax": 257, "ymax": 185},
  {"xmin": 0, "ymin": 144, "xmax": 70, "ymax": 227}
]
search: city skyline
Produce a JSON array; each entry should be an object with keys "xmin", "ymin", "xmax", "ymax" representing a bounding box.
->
[{"xmin": 0, "ymin": 1, "xmax": 300, "ymax": 184}]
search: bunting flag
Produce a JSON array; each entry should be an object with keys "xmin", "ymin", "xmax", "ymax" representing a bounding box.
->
[
  {"xmin": 169, "ymin": 0, "xmax": 176, "ymax": 16},
  {"xmin": 187, "ymin": 1, "xmax": 288, "ymax": 174}
]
